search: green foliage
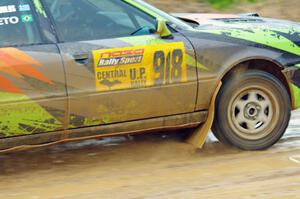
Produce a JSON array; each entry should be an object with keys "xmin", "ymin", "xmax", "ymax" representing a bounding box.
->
[{"xmin": 200, "ymin": 0, "xmax": 259, "ymax": 9}]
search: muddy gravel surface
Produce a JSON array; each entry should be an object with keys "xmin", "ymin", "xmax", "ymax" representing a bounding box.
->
[{"xmin": 0, "ymin": 110, "xmax": 299, "ymax": 199}]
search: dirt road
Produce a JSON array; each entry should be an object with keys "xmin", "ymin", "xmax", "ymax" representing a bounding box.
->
[{"xmin": 0, "ymin": 110, "xmax": 299, "ymax": 199}]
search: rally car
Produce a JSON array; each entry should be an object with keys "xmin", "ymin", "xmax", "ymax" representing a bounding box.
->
[{"xmin": 0, "ymin": 0, "xmax": 299, "ymax": 151}]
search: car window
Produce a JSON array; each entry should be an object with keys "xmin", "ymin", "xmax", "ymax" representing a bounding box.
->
[
  {"xmin": 0, "ymin": 0, "xmax": 42, "ymax": 47},
  {"xmin": 43, "ymin": 0, "xmax": 157, "ymax": 42}
]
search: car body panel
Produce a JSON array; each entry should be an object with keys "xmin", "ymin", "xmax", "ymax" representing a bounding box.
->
[
  {"xmin": 58, "ymin": 34, "xmax": 198, "ymax": 129},
  {"xmin": 0, "ymin": 0, "xmax": 67, "ymax": 138},
  {"xmin": 0, "ymin": 45, "xmax": 67, "ymax": 138}
]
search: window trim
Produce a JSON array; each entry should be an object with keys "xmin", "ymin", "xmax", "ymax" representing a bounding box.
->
[
  {"xmin": 31, "ymin": 0, "xmax": 60, "ymax": 45},
  {"xmin": 39, "ymin": 0, "xmax": 62, "ymax": 43},
  {"xmin": 120, "ymin": 0, "xmax": 157, "ymax": 30}
]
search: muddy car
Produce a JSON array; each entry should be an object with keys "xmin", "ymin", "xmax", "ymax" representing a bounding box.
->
[{"xmin": 0, "ymin": 0, "xmax": 299, "ymax": 151}]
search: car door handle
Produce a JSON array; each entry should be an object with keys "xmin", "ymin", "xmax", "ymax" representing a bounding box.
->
[{"xmin": 74, "ymin": 54, "xmax": 89, "ymax": 65}]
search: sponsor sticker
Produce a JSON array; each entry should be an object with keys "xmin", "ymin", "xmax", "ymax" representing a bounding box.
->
[
  {"xmin": 98, "ymin": 49, "xmax": 144, "ymax": 67},
  {"xmin": 21, "ymin": 14, "xmax": 33, "ymax": 23},
  {"xmin": 93, "ymin": 42, "xmax": 187, "ymax": 92},
  {"xmin": 0, "ymin": 5, "xmax": 16, "ymax": 14},
  {"xmin": 18, "ymin": 4, "xmax": 31, "ymax": 12},
  {"xmin": 0, "ymin": 16, "xmax": 19, "ymax": 25}
]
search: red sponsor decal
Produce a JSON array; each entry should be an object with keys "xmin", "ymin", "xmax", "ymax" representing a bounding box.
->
[{"xmin": 100, "ymin": 49, "xmax": 145, "ymax": 58}]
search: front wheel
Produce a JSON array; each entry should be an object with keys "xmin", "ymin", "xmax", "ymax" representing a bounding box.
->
[{"xmin": 212, "ymin": 70, "xmax": 291, "ymax": 150}]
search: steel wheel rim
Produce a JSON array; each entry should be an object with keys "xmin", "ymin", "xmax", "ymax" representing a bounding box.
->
[{"xmin": 228, "ymin": 85, "xmax": 279, "ymax": 140}]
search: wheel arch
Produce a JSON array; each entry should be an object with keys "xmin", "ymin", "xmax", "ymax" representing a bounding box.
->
[
  {"xmin": 188, "ymin": 57, "xmax": 293, "ymax": 149},
  {"xmin": 219, "ymin": 57, "xmax": 293, "ymax": 108}
]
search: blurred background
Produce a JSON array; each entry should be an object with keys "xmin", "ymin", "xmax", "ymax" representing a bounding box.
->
[{"xmin": 147, "ymin": 0, "xmax": 300, "ymax": 21}]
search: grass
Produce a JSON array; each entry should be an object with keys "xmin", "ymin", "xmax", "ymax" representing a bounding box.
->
[{"xmin": 199, "ymin": 0, "xmax": 259, "ymax": 9}]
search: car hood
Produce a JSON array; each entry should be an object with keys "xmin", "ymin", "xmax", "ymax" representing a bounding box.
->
[
  {"xmin": 174, "ymin": 13, "xmax": 300, "ymax": 57},
  {"xmin": 173, "ymin": 13, "xmax": 242, "ymax": 24},
  {"xmin": 173, "ymin": 13, "xmax": 299, "ymax": 28}
]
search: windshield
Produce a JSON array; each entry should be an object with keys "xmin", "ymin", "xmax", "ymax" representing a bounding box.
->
[{"xmin": 130, "ymin": 0, "xmax": 193, "ymax": 30}]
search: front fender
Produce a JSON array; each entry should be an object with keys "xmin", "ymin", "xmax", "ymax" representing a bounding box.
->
[
  {"xmin": 290, "ymin": 65, "xmax": 300, "ymax": 109},
  {"xmin": 184, "ymin": 32, "xmax": 284, "ymax": 110}
]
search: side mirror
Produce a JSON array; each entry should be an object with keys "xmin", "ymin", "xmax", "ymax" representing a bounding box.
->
[{"xmin": 156, "ymin": 18, "xmax": 173, "ymax": 39}]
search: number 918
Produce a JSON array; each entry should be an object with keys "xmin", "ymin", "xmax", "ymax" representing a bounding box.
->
[{"xmin": 153, "ymin": 49, "xmax": 183, "ymax": 85}]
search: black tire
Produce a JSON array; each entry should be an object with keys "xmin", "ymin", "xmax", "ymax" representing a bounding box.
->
[{"xmin": 212, "ymin": 70, "xmax": 291, "ymax": 150}]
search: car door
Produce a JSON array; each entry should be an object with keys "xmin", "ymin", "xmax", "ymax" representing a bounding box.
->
[
  {"xmin": 0, "ymin": 0, "xmax": 67, "ymax": 138},
  {"xmin": 43, "ymin": 0, "xmax": 198, "ymax": 129}
]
